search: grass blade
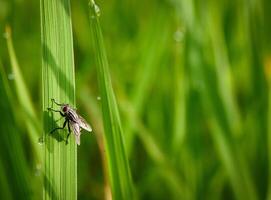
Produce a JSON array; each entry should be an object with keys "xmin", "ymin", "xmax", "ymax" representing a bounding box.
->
[
  {"xmin": 40, "ymin": 0, "xmax": 77, "ymax": 199},
  {"xmin": 89, "ymin": 1, "xmax": 134, "ymax": 199},
  {"xmin": 206, "ymin": 5, "xmax": 242, "ymax": 137},
  {"xmin": 172, "ymin": 26, "xmax": 187, "ymax": 156},
  {"xmin": 5, "ymin": 26, "xmax": 42, "ymax": 164},
  {"xmin": 124, "ymin": 14, "xmax": 170, "ymax": 154},
  {"xmin": 0, "ymin": 161, "xmax": 13, "ymax": 200},
  {"xmin": 266, "ymin": 57, "xmax": 271, "ymax": 200},
  {"xmin": 0, "ymin": 63, "xmax": 32, "ymax": 199}
]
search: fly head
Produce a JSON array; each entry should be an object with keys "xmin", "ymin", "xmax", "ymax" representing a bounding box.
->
[{"xmin": 61, "ymin": 105, "xmax": 70, "ymax": 113}]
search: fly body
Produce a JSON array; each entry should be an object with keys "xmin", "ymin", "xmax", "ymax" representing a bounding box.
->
[{"xmin": 48, "ymin": 99, "xmax": 92, "ymax": 145}]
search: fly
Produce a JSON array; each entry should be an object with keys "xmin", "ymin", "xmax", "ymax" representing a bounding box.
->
[{"xmin": 47, "ymin": 99, "xmax": 92, "ymax": 145}]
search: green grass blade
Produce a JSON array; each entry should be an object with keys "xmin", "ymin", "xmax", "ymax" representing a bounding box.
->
[
  {"xmin": 40, "ymin": 0, "xmax": 77, "ymax": 199},
  {"xmin": 172, "ymin": 27, "xmax": 187, "ymax": 155},
  {"xmin": 119, "ymin": 97, "xmax": 187, "ymax": 198},
  {"xmin": 79, "ymin": 88, "xmax": 112, "ymax": 199},
  {"xmin": 209, "ymin": 119, "xmax": 246, "ymax": 200},
  {"xmin": 267, "ymin": 63, "xmax": 271, "ymax": 200},
  {"xmin": 88, "ymin": 1, "xmax": 134, "ymax": 199},
  {"xmin": 0, "ymin": 63, "xmax": 32, "ymax": 199},
  {"xmin": 124, "ymin": 14, "xmax": 170, "ymax": 154},
  {"xmin": 207, "ymin": 6, "xmax": 242, "ymax": 137},
  {"xmin": 0, "ymin": 161, "xmax": 13, "ymax": 200},
  {"xmin": 210, "ymin": 115, "xmax": 257, "ymax": 200},
  {"xmin": 5, "ymin": 26, "xmax": 42, "ymax": 164}
]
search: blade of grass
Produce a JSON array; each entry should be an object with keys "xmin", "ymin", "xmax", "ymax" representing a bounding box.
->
[
  {"xmin": 207, "ymin": 2, "xmax": 242, "ymax": 137},
  {"xmin": 209, "ymin": 119, "xmax": 246, "ymax": 200},
  {"xmin": 187, "ymin": 26, "xmax": 258, "ymax": 199},
  {"xmin": 265, "ymin": 56, "xmax": 271, "ymax": 200},
  {"xmin": 0, "ymin": 63, "xmax": 32, "ymax": 199},
  {"xmin": 124, "ymin": 13, "xmax": 170, "ymax": 155},
  {"xmin": 209, "ymin": 114, "xmax": 257, "ymax": 200},
  {"xmin": 40, "ymin": 0, "xmax": 77, "ymax": 199},
  {"xmin": 5, "ymin": 26, "xmax": 42, "ymax": 165},
  {"xmin": 0, "ymin": 161, "xmax": 13, "ymax": 200},
  {"xmin": 205, "ymin": 3, "xmax": 258, "ymax": 199},
  {"xmin": 79, "ymin": 87, "xmax": 112, "ymax": 200},
  {"xmin": 81, "ymin": 79, "xmax": 188, "ymax": 198},
  {"xmin": 122, "ymin": 102, "xmax": 186, "ymax": 198},
  {"xmin": 88, "ymin": 1, "xmax": 134, "ymax": 199},
  {"xmin": 171, "ymin": 25, "xmax": 187, "ymax": 156}
]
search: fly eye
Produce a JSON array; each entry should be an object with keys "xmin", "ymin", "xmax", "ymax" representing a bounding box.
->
[{"xmin": 62, "ymin": 106, "xmax": 67, "ymax": 112}]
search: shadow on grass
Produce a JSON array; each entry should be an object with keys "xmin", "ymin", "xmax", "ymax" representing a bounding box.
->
[
  {"xmin": 60, "ymin": 0, "xmax": 71, "ymax": 18},
  {"xmin": 43, "ymin": 110, "xmax": 67, "ymax": 152},
  {"xmin": 42, "ymin": 43, "xmax": 74, "ymax": 103},
  {"xmin": 44, "ymin": 173, "xmax": 58, "ymax": 200}
]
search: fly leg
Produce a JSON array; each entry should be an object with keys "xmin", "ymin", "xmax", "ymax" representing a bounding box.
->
[
  {"xmin": 50, "ymin": 119, "xmax": 67, "ymax": 134},
  {"xmin": 47, "ymin": 107, "xmax": 65, "ymax": 117},
  {"xmin": 66, "ymin": 121, "xmax": 71, "ymax": 145},
  {"xmin": 51, "ymin": 98, "xmax": 65, "ymax": 106}
]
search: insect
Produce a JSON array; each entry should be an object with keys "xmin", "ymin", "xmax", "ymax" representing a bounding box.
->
[{"xmin": 47, "ymin": 99, "xmax": 92, "ymax": 145}]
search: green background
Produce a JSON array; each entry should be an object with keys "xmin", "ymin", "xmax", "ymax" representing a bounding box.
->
[{"xmin": 0, "ymin": 0, "xmax": 271, "ymax": 199}]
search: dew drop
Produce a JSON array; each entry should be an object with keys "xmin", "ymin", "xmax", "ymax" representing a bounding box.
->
[
  {"xmin": 94, "ymin": 4, "xmax": 100, "ymax": 17},
  {"xmin": 173, "ymin": 29, "xmax": 184, "ymax": 43},
  {"xmin": 38, "ymin": 137, "xmax": 44, "ymax": 145},
  {"xmin": 90, "ymin": 0, "xmax": 101, "ymax": 18},
  {"xmin": 97, "ymin": 96, "xmax": 101, "ymax": 101},
  {"xmin": 35, "ymin": 163, "xmax": 42, "ymax": 176},
  {"xmin": 36, "ymin": 163, "xmax": 42, "ymax": 170}
]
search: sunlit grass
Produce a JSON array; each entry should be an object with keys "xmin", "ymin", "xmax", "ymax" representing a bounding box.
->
[
  {"xmin": 89, "ymin": 1, "xmax": 134, "ymax": 199},
  {"xmin": 0, "ymin": 0, "xmax": 269, "ymax": 199},
  {"xmin": 40, "ymin": 0, "xmax": 77, "ymax": 199}
]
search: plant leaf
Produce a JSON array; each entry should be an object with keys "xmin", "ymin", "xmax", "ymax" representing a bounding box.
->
[
  {"xmin": 40, "ymin": 0, "xmax": 77, "ymax": 199},
  {"xmin": 89, "ymin": 1, "xmax": 134, "ymax": 199}
]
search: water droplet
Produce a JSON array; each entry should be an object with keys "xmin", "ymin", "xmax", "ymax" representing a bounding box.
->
[
  {"xmin": 90, "ymin": 0, "xmax": 101, "ymax": 18},
  {"xmin": 38, "ymin": 137, "xmax": 44, "ymax": 145},
  {"xmin": 94, "ymin": 4, "xmax": 100, "ymax": 17},
  {"xmin": 36, "ymin": 163, "xmax": 42, "ymax": 170},
  {"xmin": 8, "ymin": 73, "xmax": 15, "ymax": 80},
  {"xmin": 35, "ymin": 163, "xmax": 42, "ymax": 176},
  {"xmin": 97, "ymin": 96, "xmax": 101, "ymax": 101},
  {"xmin": 173, "ymin": 29, "xmax": 184, "ymax": 43}
]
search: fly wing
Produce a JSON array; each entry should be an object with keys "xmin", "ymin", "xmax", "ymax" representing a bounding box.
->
[
  {"xmin": 70, "ymin": 121, "xmax": 81, "ymax": 145},
  {"xmin": 77, "ymin": 114, "xmax": 92, "ymax": 132}
]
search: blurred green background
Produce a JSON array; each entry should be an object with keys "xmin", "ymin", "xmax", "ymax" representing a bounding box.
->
[{"xmin": 1, "ymin": 0, "xmax": 271, "ymax": 199}]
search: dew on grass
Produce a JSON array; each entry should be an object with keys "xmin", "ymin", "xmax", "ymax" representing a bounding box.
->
[
  {"xmin": 94, "ymin": 4, "xmax": 100, "ymax": 17},
  {"xmin": 90, "ymin": 0, "xmax": 101, "ymax": 18},
  {"xmin": 173, "ymin": 29, "xmax": 184, "ymax": 43},
  {"xmin": 38, "ymin": 137, "xmax": 44, "ymax": 145},
  {"xmin": 35, "ymin": 163, "xmax": 42, "ymax": 176}
]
